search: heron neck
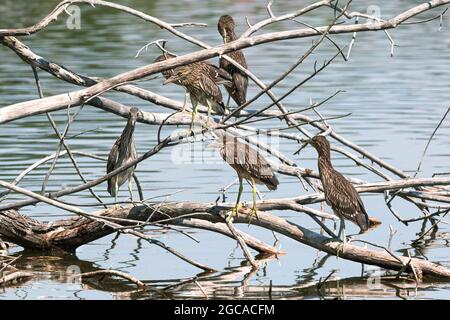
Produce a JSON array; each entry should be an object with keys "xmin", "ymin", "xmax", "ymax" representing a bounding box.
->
[
  {"xmin": 317, "ymin": 149, "xmax": 332, "ymax": 171},
  {"xmin": 122, "ymin": 119, "xmax": 135, "ymax": 141},
  {"xmin": 224, "ymin": 31, "xmax": 237, "ymax": 43}
]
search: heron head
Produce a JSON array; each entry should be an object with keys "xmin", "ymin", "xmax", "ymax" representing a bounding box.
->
[
  {"xmin": 129, "ymin": 107, "xmax": 140, "ymax": 125},
  {"xmin": 218, "ymin": 15, "xmax": 235, "ymax": 40},
  {"xmin": 154, "ymin": 53, "xmax": 176, "ymax": 79},
  {"xmin": 309, "ymin": 135, "xmax": 330, "ymax": 151},
  {"xmin": 306, "ymin": 135, "xmax": 330, "ymax": 155},
  {"xmin": 153, "ymin": 53, "xmax": 176, "ymax": 64},
  {"xmin": 163, "ymin": 74, "xmax": 179, "ymax": 85},
  {"xmin": 296, "ymin": 135, "xmax": 330, "ymax": 155}
]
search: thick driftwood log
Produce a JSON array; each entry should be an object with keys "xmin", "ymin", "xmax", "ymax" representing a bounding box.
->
[
  {"xmin": 1, "ymin": 204, "xmax": 449, "ymax": 279},
  {"xmin": 0, "ymin": 208, "xmax": 279, "ymax": 255}
]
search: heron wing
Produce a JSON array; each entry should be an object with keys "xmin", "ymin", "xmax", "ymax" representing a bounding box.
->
[
  {"xmin": 220, "ymin": 51, "xmax": 248, "ymax": 106},
  {"xmin": 229, "ymin": 71, "xmax": 248, "ymax": 105},
  {"xmin": 107, "ymin": 141, "xmax": 120, "ymax": 174},
  {"xmin": 221, "ymin": 141, "xmax": 278, "ymax": 190},
  {"xmin": 106, "ymin": 138, "xmax": 120, "ymax": 194},
  {"xmin": 324, "ymin": 170, "xmax": 369, "ymax": 230},
  {"xmin": 198, "ymin": 73, "xmax": 223, "ymax": 104},
  {"xmin": 163, "ymin": 73, "xmax": 185, "ymax": 85},
  {"xmin": 206, "ymin": 63, "xmax": 232, "ymax": 84},
  {"xmin": 227, "ymin": 50, "xmax": 248, "ymax": 71}
]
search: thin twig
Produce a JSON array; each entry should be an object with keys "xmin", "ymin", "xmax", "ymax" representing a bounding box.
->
[
  {"xmin": 225, "ymin": 217, "xmax": 259, "ymax": 269},
  {"xmin": 414, "ymin": 107, "xmax": 450, "ymax": 177}
]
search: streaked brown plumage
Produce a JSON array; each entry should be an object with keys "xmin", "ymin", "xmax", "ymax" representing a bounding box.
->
[
  {"xmin": 214, "ymin": 134, "xmax": 279, "ymax": 218},
  {"xmin": 153, "ymin": 53, "xmax": 177, "ymax": 79},
  {"xmin": 218, "ymin": 15, "xmax": 248, "ymax": 107},
  {"xmin": 154, "ymin": 54, "xmax": 230, "ymax": 129},
  {"xmin": 306, "ymin": 136, "xmax": 369, "ymax": 238},
  {"xmin": 154, "ymin": 54, "xmax": 231, "ymax": 83},
  {"xmin": 107, "ymin": 107, "xmax": 140, "ymax": 203}
]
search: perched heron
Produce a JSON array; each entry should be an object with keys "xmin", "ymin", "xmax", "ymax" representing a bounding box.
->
[
  {"xmin": 154, "ymin": 54, "xmax": 230, "ymax": 130},
  {"xmin": 211, "ymin": 134, "xmax": 279, "ymax": 220},
  {"xmin": 107, "ymin": 107, "xmax": 140, "ymax": 205},
  {"xmin": 218, "ymin": 15, "xmax": 248, "ymax": 107},
  {"xmin": 302, "ymin": 135, "xmax": 370, "ymax": 243}
]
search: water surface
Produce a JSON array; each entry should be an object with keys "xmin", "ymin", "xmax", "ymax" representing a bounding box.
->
[{"xmin": 0, "ymin": 0, "xmax": 449, "ymax": 299}]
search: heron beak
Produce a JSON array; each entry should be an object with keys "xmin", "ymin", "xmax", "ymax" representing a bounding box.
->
[
  {"xmin": 294, "ymin": 139, "xmax": 312, "ymax": 155},
  {"xmin": 163, "ymin": 78, "xmax": 174, "ymax": 85},
  {"xmin": 129, "ymin": 116, "xmax": 137, "ymax": 127}
]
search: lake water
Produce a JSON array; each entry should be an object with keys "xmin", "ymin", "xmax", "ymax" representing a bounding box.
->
[{"xmin": 0, "ymin": 0, "xmax": 449, "ymax": 299}]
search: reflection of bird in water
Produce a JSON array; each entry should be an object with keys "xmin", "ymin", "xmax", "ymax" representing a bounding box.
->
[
  {"xmin": 107, "ymin": 107, "xmax": 140, "ymax": 205},
  {"xmin": 218, "ymin": 15, "xmax": 248, "ymax": 107},
  {"xmin": 301, "ymin": 135, "xmax": 370, "ymax": 243},
  {"xmin": 210, "ymin": 134, "xmax": 279, "ymax": 221},
  {"xmin": 154, "ymin": 54, "xmax": 231, "ymax": 130}
]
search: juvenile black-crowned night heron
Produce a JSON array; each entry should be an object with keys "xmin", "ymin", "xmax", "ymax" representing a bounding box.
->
[
  {"xmin": 218, "ymin": 15, "xmax": 248, "ymax": 107},
  {"xmin": 107, "ymin": 107, "xmax": 140, "ymax": 205},
  {"xmin": 154, "ymin": 54, "xmax": 230, "ymax": 130},
  {"xmin": 211, "ymin": 134, "xmax": 279, "ymax": 220},
  {"xmin": 302, "ymin": 135, "xmax": 370, "ymax": 243}
]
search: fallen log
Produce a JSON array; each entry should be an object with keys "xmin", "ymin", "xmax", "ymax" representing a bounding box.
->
[{"xmin": 1, "ymin": 204, "xmax": 449, "ymax": 279}]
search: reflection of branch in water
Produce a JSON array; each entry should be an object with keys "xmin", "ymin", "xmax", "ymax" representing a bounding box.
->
[
  {"xmin": 81, "ymin": 270, "xmax": 146, "ymax": 289},
  {"xmin": 102, "ymin": 232, "xmax": 120, "ymax": 262},
  {"xmin": 316, "ymin": 270, "xmax": 337, "ymax": 300},
  {"xmin": 4, "ymin": 250, "xmax": 449, "ymax": 300},
  {"xmin": 161, "ymin": 265, "xmax": 447, "ymax": 300},
  {"xmin": 412, "ymin": 210, "xmax": 449, "ymax": 246},
  {"xmin": 161, "ymin": 253, "xmax": 275, "ymax": 299},
  {"xmin": 410, "ymin": 224, "xmax": 449, "ymax": 260},
  {"xmin": 294, "ymin": 253, "xmax": 332, "ymax": 288},
  {"xmin": 0, "ymin": 254, "xmax": 34, "ymax": 287},
  {"xmin": 118, "ymin": 238, "xmax": 143, "ymax": 271},
  {"xmin": 9, "ymin": 251, "xmax": 145, "ymax": 295}
]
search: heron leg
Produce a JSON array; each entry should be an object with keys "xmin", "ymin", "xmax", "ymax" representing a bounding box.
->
[
  {"xmin": 245, "ymin": 178, "xmax": 263, "ymax": 200},
  {"xmin": 227, "ymin": 176, "xmax": 243, "ymax": 222},
  {"xmin": 222, "ymin": 94, "xmax": 231, "ymax": 121},
  {"xmin": 181, "ymin": 92, "xmax": 189, "ymax": 113},
  {"xmin": 114, "ymin": 180, "xmax": 119, "ymax": 209},
  {"xmin": 204, "ymin": 100, "xmax": 212, "ymax": 130},
  {"xmin": 336, "ymin": 217, "xmax": 347, "ymax": 256},
  {"xmin": 337, "ymin": 218, "xmax": 346, "ymax": 244},
  {"xmin": 249, "ymin": 177, "xmax": 259, "ymax": 223},
  {"xmin": 128, "ymin": 179, "xmax": 135, "ymax": 206},
  {"xmin": 189, "ymin": 99, "xmax": 198, "ymax": 133},
  {"xmin": 207, "ymin": 100, "xmax": 212, "ymax": 118}
]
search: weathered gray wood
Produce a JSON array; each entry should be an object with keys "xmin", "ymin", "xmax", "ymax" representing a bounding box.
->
[
  {"xmin": 2, "ymin": 0, "xmax": 449, "ymax": 124},
  {"xmin": 0, "ymin": 208, "xmax": 279, "ymax": 255},
  {"xmin": 1, "ymin": 205, "xmax": 449, "ymax": 278}
]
